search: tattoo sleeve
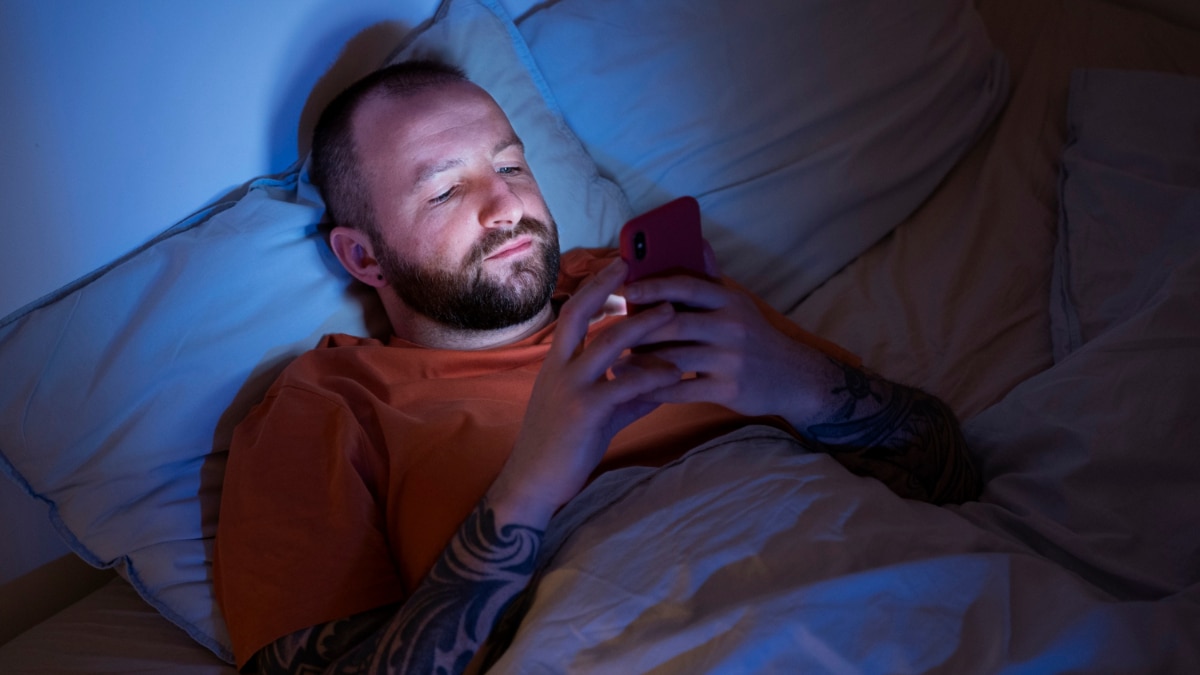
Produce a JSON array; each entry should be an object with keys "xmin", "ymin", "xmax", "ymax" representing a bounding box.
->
[
  {"xmin": 256, "ymin": 497, "xmax": 543, "ymax": 675},
  {"xmin": 804, "ymin": 359, "xmax": 982, "ymax": 504}
]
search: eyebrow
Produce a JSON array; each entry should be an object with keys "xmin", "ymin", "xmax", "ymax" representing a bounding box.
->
[
  {"xmin": 414, "ymin": 158, "xmax": 466, "ymax": 187},
  {"xmin": 412, "ymin": 135, "xmax": 525, "ymax": 188},
  {"xmin": 494, "ymin": 135, "xmax": 524, "ymax": 157}
]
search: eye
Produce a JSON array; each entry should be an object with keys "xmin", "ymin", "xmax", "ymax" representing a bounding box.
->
[
  {"xmin": 430, "ymin": 187, "xmax": 455, "ymax": 205},
  {"xmin": 496, "ymin": 165, "xmax": 522, "ymax": 175}
]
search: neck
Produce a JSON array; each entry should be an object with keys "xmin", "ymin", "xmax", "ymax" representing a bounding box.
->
[{"xmin": 388, "ymin": 302, "xmax": 556, "ymax": 350}]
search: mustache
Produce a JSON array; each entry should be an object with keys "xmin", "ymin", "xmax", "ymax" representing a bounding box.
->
[{"xmin": 471, "ymin": 217, "xmax": 553, "ymax": 263}]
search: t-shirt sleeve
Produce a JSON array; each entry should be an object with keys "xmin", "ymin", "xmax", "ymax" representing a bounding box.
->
[{"xmin": 214, "ymin": 383, "xmax": 405, "ymax": 670}]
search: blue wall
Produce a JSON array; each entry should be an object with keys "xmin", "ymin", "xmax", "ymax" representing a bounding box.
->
[{"xmin": 0, "ymin": 0, "xmax": 443, "ymax": 320}]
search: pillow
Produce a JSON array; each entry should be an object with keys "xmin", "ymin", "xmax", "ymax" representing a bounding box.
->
[
  {"xmin": 1049, "ymin": 68, "xmax": 1200, "ymax": 361},
  {"xmin": 517, "ymin": 0, "xmax": 1010, "ymax": 311},
  {"xmin": 0, "ymin": 0, "xmax": 629, "ymax": 662}
]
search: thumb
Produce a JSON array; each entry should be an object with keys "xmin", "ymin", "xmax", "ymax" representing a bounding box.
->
[{"xmin": 702, "ymin": 238, "xmax": 721, "ymax": 278}]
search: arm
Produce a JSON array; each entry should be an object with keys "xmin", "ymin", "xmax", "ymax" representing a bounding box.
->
[
  {"xmin": 257, "ymin": 497, "xmax": 539, "ymax": 674},
  {"xmin": 799, "ymin": 357, "xmax": 981, "ymax": 504},
  {"xmin": 257, "ymin": 259, "xmax": 682, "ymax": 673},
  {"xmin": 623, "ymin": 270, "xmax": 981, "ymax": 504}
]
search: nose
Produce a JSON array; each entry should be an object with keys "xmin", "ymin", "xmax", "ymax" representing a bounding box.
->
[{"xmin": 480, "ymin": 174, "xmax": 524, "ymax": 230}]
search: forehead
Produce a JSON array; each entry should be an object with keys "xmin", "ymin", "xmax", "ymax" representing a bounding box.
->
[{"xmin": 352, "ymin": 81, "xmax": 516, "ymax": 177}]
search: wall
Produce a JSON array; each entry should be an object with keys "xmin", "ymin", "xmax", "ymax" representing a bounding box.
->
[
  {"xmin": 0, "ymin": 0, "xmax": 442, "ymax": 320},
  {"xmin": 0, "ymin": 0, "xmax": 536, "ymax": 644}
]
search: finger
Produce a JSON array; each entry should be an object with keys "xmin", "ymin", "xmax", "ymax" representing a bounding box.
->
[
  {"xmin": 633, "ymin": 342, "xmax": 727, "ymax": 376},
  {"xmin": 571, "ymin": 302, "xmax": 676, "ymax": 380},
  {"xmin": 701, "ymin": 238, "xmax": 721, "ymax": 278},
  {"xmin": 593, "ymin": 351, "xmax": 683, "ymax": 409},
  {"xmin": 636, "ymin": 310, "xmax": 743, "ymax": 351},
  {"xmin": 610, "ymin": 351, "xmax": 677, "ymax": 379},
  {"xmin": 623, "ymin": 274, "xmax": 732, "ymax": 312},
  {"xmin": 637, "ymin": 376, "xmax": 733, "ymax": 407},
  {"xmin": 552, "ymin": 259, "xmax": 629, "ymax": 358}
]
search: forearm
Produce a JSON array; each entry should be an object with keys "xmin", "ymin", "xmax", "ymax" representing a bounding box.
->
[
  {"xmin": 791, "ymin": 357, "xmax": 982, "ymax": 504},
  {"xmin": 257, "ymin": 496, "xmax": 542, "ymax": 674}
]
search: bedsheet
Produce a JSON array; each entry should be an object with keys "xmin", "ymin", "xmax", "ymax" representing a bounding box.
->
[{"xmin": 486, "ymin": 427, "xmax": 1200, "ymax": 673}]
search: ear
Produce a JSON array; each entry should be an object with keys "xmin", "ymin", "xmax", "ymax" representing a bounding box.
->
[{"xmin": 329, "ymin": 226, "xmax": 387, "ymax": 288}]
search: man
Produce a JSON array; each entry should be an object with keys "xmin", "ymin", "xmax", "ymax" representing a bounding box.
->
[{"xmin": 214, "ymin": 59, "xmax": 980, "ymax": 674}]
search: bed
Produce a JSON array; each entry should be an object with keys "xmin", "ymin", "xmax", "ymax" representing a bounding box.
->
[{"xmin": 2, "ymin": 0, "xmax": 1199, "ymax": 671}]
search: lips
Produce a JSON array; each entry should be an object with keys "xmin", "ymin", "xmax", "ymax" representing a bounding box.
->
[{"xmin": 484, "ymin": 236, "xmax": 534, "ymax": 261}]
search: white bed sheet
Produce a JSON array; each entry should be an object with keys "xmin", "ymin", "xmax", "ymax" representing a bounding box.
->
[{"xmin": 487, "ymin": 427, "xmax": 1200, "ymax": 673}]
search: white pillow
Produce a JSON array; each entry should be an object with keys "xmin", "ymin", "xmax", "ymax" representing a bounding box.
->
[
  {"xmin": 0, "ymin": 0, "xmax": 629, "ymax": 661},
  {"xmin": 517, "ymin": 0, "xmax": 1010, "ymax": 310}
]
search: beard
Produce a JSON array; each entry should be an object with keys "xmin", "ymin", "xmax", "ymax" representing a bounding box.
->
[{"xmin": 375, "ymin": 217, "xmax": 561, "ymax": 332}]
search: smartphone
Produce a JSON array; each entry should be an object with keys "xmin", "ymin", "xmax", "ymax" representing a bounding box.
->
[{"xmin": 619, "ymin": 196, "xmax": 708, "ymax": 300}]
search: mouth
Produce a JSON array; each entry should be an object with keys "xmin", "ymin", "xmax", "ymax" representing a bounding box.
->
[{"xmin": 484, "ymin": 236, "xmax": 534, "ymax": 261}]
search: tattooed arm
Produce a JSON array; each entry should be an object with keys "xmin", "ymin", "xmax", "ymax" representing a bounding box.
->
[
  {"xmin": 800, "ymin": 358, "xmax": 980, "ymax": 504},
  {"xmin": 256, "ymin": 497, "xmax": 541, "ymax": 674},
  {"xmin": 625, "ymin": 271, "xmax": 982, "ymax": 505}
]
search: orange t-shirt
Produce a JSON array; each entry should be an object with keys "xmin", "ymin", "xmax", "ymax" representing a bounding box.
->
[{"xmin": 214, "ymin": 248, "xmax": 857, "ymax": 668}]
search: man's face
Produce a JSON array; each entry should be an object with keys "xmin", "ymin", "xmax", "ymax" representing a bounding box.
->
[{"xmin": 354, "ymin": 82, "xmax": 560, "ymax": 331}]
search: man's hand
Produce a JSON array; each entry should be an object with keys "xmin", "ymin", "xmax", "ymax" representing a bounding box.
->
[
  {"xmin": 621, "ymin": 272, "xmax": 841, "ymax": 430},
  {"xmin": 622, "ymin": 257, "xmax": 981, "ymax": 505},
  {"xmin": 488, "ymin": 258, "xmax": 683, "ymax": 527}
]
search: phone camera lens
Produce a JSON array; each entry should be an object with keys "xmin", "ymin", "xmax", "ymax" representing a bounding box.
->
[{"xmin": 634, "ymin": 232, "xmax": 647, "ymax": 260}]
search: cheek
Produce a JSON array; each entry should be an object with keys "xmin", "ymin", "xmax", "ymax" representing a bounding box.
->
[
  {"xmin": 518, "ymin": 181, "xmax": 552, "ymax": 219},
  {"xmin": 387, "ymin": 213, "xmax": 473, "ymax": 266}
]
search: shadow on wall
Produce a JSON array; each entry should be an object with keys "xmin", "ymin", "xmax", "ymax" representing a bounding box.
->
[{"xmin": 271, "ymin": 17, "xmax": 413, "ymax": 171}]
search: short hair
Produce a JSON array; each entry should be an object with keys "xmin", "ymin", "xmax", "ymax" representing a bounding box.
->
[{"xmin": 310, "ymin": 59, "xmax": 469, "ymax": 240}]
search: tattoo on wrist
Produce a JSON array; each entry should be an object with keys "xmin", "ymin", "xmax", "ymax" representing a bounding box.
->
[
  {"xmin": 828, "ymin": 358, "xmax": 883, "ymax": 420},
  {"xmin": 805, "ymin": 360, "xmax": 980, "ymax": 504}
]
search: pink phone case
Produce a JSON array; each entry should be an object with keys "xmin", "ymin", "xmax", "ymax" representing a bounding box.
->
[{"xmin": 619, "ymin": 196, "xmax": 706, "ymax": 285}]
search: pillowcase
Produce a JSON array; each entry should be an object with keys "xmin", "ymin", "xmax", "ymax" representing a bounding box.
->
[
  {"xmin": 1049, "ymin": 68, "xmax": 1200, "ymax": 361},
  {"xmin": 0, "ymin": 0, "xmax": 629, "ymax": 662},
  {"xmin": 517, "ymin": 0, "xmax": 1010, "ymax": 311}
]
